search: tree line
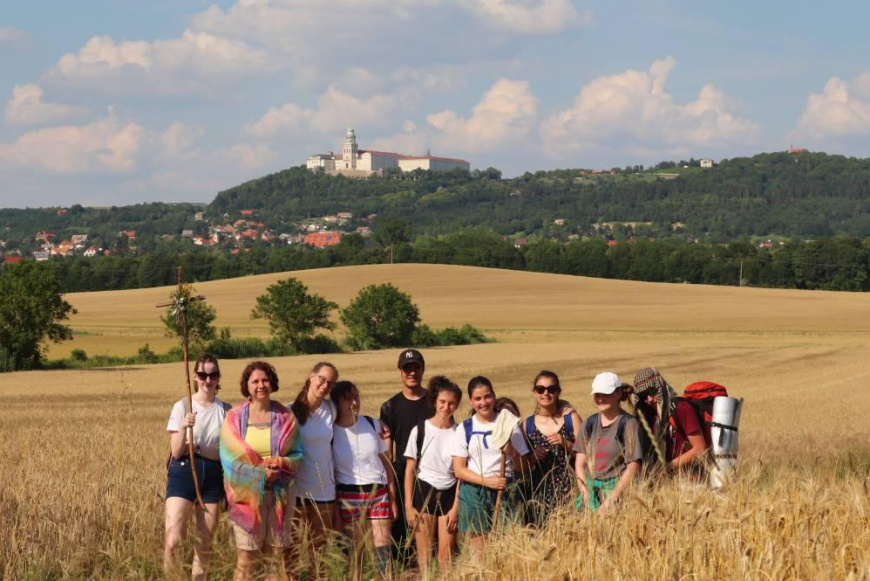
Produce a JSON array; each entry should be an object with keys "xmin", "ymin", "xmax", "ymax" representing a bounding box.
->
[
  {"xmin": 0, "ymin": 262, "xmax": 489, "ymax": 372},
  {"xmin": 23, "ymin": 230, "xmax": 870, "ymax": 294}
]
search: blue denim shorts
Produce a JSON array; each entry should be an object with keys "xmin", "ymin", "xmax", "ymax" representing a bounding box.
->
[{"xmin": 166, "ymin": 456, "xmax": 225, "ymax": 504}]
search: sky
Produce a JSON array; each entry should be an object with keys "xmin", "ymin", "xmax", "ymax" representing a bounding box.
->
[{"xmin": 2, "ymin": 0, "xmax": 870, "ymax": 208}]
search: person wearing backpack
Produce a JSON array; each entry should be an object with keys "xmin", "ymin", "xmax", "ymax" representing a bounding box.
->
[
  {"xmin": 332, "ymin": 380, "xmax": 398, "ymax": 578},
  {"xmin": 164, "ymin": 353, "xmax": 231, "ymax": 581},
  {"xmin": 451, "ymin": 376, "xmax": 530, "ymax": 558},
  {"xmin": 632, "ymin": 367, "xmax": 709, "ymax": 475},
  {"xmin": 574, "ymin": 372, "xmax": 642, "ymax": 513},
  {"xmin": 523, "ymin": 370, "xmax": 582, "ymax": 526},
  {"xmin": 402, "ymin": 376, "xmax": 462, "ymax": 575}
]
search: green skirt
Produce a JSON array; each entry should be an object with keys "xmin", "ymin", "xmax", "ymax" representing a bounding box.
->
[{"xmin": 574, "ymin": 476, "xmax": 617, "ymax": 512}]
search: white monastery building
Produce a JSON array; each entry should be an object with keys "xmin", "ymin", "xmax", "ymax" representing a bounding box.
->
[{"xmin": 307, "ymin": 128, "xmax": 470, "ymax": 176}]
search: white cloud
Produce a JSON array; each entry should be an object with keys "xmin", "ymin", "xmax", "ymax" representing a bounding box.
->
[
  {"xmin": 540, "ymin": 57, "xmax": 759, "ymax": 157},
  {"xmin": 5, "ymin": 84, "xmax": 88, "ymax": 125},
  {"xmin": 425, "ymin": 78, "xmax": 538, "ymax": 154},
  {"xmin": 793, "ymin": 74, "xmax": 870, "ymax": 139},
  {"xmin": 243, "ymin": 86, "xmax": 398, "ymax": 139},
  {"xmin": 0, "ymin": 26, "xmax": 30, "ymax": 44},
  {"xmin": 160, "ymin": 122, "xmax": 205, "ymax": 157},
  {"xmin": 469, "ymin": 0, "xmax": 590, "ymax": 34},
  {"xmin": 0, "ymin": 112, "xmax": 146, "ymax": 173},
  {"xmin": 47, "ymin": 30, "xmax": 275, "ymax": 94}
]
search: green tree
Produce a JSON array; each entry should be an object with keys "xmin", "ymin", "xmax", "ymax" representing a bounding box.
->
[
  {"xmin": 374, "ymin": 217, "xmax": 410, "ymax": 264},
  {"xmin": 251, "ymin": 278, "xmax": 338, "ymax": 349},
  {"xmin": 340, "ymin": 283, "xmax": 420, "ymax": 350},
  {"xmin": 161, "ymin": 283, "xmax": 217, "ymax": 355},
  {"xmin": 0, "ymin": 261, "xmax": 77, "ymax": 371}
]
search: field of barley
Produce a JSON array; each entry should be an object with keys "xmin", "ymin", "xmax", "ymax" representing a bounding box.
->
[{"xmin": 2, "ymin": 264, "xmax": 869, "ymax": 580}]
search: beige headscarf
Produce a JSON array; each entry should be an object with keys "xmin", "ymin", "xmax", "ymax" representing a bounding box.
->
[{"xmin": 632, "ymin": 367, "xmax": 678, "ymax": 466}]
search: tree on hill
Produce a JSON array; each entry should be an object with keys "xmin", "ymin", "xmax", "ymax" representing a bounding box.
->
[
  {"xmin": 0, "ymin": 261, "xmax": 76, "ymax": 371},
  {"xmin": 160, "ymin": 282, "xmax": 217, "ymax": 356},
  {"xmin": 251, "ymin": 278, "xmax": 338, "ymax": 350},
  {"xmin": 340, "ymin": 283, "xmax": 420, "ymax": 350},
  {"xmin": 374, "ymin": 217, "xmax": 411, "ymax": 264}
]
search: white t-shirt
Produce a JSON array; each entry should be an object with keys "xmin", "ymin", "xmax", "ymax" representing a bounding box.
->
[
  {"xmin": 291, "ymin": 400, "xmax": 336, "ymax": 501},
  {"xmin": 333, "ymin": 416, "xmax": 388, "ymax": 486},
  {"xmin": 403, "ymin": 420, "xmax": 458, "ymax": 490},
  {"xmin": 449, "ymin": 415, "xmax": 530, "ymax": 479},
  {"xmin": 166, "ymin": 397, "xmax": 228, "ymax": 458}
]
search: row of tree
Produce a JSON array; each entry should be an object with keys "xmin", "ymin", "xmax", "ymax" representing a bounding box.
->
[
  {"xmin": 27, "ymin": 230, "xmax": 870, "ymax": 294},
  {"xmin": 0, "ymin": 262, "xmax": 489, "ymax": 372}
]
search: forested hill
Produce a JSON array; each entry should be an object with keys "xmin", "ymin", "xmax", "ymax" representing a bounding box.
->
[{"xmin": 210, "ymin": 152, "xmax": 870, "ymax": 240}]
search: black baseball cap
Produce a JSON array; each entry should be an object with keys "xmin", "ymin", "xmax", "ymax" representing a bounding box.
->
[{"xmin": 397, "ymin": 348, "xmax": 425, "ymax": 369}]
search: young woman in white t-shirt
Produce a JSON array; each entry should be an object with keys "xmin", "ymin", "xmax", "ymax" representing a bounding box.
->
[
  {"xmin": 331, "ymin": 380, "xmax": 398, "ymax": 578},
  {"xmin": 451, "ymin": 376, "xmax": 530, "ymax": 559},
  {"xmin": 288, "ymin": 361, "xmax": 339, "ymax": 572},
  {"xmin": 164, "ymin": 353, "xmax": 230, "ymax": 581},
  {"xmin": 403, "ymin": 376, "xmax": 461, "ymax": 575}
]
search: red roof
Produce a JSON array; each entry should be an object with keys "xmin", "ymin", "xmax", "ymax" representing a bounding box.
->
[
  {"xmin": 400, "ymin": 154, "xmax": 469, "ymax": 164},
  {"xmin": 4, "ymin": 256, "xmax": 22, "ymax": 264},
  {"xmin": 303, "ymin": 232, "xmax": 342, "ymax": 248}
]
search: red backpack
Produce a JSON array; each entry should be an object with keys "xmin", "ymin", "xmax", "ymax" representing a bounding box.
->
[{"xmin": 670, "ymin": 381, "xmax": 728, "ymax": 445}]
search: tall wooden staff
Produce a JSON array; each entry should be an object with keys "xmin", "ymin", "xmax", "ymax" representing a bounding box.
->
[{"xmin": 157, "ymin": 267, "xmax": 207, "ymax": 509}]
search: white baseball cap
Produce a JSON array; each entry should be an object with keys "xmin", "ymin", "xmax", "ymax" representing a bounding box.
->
[{"xmin": 591, "ymin": 371, "xmax": 627, "ymax": 395}]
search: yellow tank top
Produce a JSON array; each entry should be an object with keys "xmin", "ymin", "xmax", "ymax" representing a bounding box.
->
[{"xmin": 245, "ymin": 423, "xmax": 271, "ymax": 459}]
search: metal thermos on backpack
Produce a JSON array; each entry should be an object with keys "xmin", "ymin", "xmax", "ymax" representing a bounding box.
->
[{"xmin": 709, "ymin": 396, "xmax": 743, "ymax": 489}]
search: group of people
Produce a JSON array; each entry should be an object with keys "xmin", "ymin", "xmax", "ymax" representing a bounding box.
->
[{"xmin": 164, "ymin": 349, "xmax": 710, "ymax": 580}]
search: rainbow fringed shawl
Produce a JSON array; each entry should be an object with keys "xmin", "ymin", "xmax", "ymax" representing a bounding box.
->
[{"xmin": 220, "ymin": 401, "xmax": 304, "ymax": 535}]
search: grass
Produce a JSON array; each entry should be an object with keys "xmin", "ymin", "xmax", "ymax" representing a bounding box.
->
[{"xmin": 4, "ymin": 264, "xmax": 870, "ymax": 579}]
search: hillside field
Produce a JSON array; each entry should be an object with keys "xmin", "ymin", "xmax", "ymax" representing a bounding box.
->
[{"xmin": 2, "ymin": 264, "xmax": 869, "ymax": 580}]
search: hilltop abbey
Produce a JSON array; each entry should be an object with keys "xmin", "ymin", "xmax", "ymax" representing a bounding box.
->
[{"xmin": 306, "ymin": 128, "xmax": 470, "ymax": 177}]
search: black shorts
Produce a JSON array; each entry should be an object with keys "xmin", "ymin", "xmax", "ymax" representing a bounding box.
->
[
  {"xmin": 413, "ymin": 479, "xmax": 457, "ymax": 516},
  {"xmin": 166, "ymin": 456, "xmax": 224, "ymax": 504}
]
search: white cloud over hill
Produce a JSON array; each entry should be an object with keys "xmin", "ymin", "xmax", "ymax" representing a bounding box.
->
[{"xmin": 540, "ymin": 57, "xmax": 759, "ymax": 157}]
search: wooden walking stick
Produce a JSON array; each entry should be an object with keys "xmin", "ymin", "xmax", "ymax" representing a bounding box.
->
[
  {"xmin": 491, "ymin": 451, "xmax": 507, "ymax": 531},
  {"xmin": 157, "ymin": 267, "xmax": 207, "ymax": 509}
]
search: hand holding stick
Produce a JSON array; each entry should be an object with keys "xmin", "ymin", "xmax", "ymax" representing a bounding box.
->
[
  {"xmin": 491, "ymin": 450, "xmax": 507, "ymax": 531},
  {"xmin": 157, "ymin": 267, "xmax": 207, "ymax": 509}
]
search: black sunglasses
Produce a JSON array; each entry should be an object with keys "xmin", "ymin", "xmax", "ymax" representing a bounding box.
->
[
  {"xmin": 195, "ymin": 371, "xmax": 220, "ymax": 381},
  {"xmin": 533, "ymin": 384, "xmax": 560, "ymax": 395}
]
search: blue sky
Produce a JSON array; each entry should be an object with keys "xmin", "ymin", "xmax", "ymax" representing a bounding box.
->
[{"xmin": 2, "ymin": 0, "xmax": 870, "ymax": 208}]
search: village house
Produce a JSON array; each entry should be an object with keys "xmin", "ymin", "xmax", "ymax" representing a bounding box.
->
[
  {"xmin": 700, "ymin": 158, "xmax": 713, "ymax": 168},
  {"xmin": 71, "ymin": 234, "xmax": 88, "ymax": 248},
  {"xmin": 240, "ymin": 209, "xmax": 255, "ymax": 216},
  {"xmin": 303, "ymin": 231, "xmax": 342, "ymax": 248},
  {"xmin": 553, "ymin": 219, "xmax": 566, "ymax": 226},
  {"xmin": 5, "ymin": 255, "xmax": 22, "ymax": 264},
  {"xmin": 194, "ymin": 211, "xmax": 205, "ymax": 221},
  {"xmin": 83, "ymin": 246, "xmax": 100, "ymax": 258},
  {"xmin": 513, "ymin": 237, "xmax": 528, "ymax": 249},
  {"xmin": 35, "ymin": 230, "xmax": 55, "ymax": 242},
  {"xmin": 355, "ymin": 226, "xmax": 372, "ymax": 238},
  {"xmin": 32, "ymin": 250, "xmax": 50, "ymax": 261},
  {"xmin": 181, "ymin": 229, "xmax": 194, "ymax": 238}
]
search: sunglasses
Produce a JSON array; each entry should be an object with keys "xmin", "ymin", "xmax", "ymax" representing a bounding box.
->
[
  {"xmin": 533, "ymin": 384, "xmax": 560, "ymax": 395},
  {"xmin": 195, "ymin": 371, "xmax": 220, "ymax": 381}
]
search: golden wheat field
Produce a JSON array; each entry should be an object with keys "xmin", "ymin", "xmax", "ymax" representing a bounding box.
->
[{"xmin": 2, "ymin": 264, "xmax": 869, "ymax": 580}]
